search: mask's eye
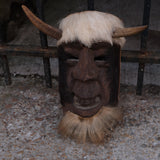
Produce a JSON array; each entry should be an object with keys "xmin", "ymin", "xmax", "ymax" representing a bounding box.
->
[
  {"xmin": 94, "ymin": 55, "xmax": 106, "ymax": 61},
  {"xmin": 66, "ymin": 54, "xmax": 79, "ymax": 66},
  {"xmin": 94, "ymin": 55, "xmax": 106, "ymax": 66},
  {"xmin": 94, "ymin": 55, "xmax": 111, "ymax": 68}
]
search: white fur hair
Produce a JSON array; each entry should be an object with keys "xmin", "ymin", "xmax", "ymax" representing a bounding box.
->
[
  {"xmin": 57, "ymin": 11, "xmax": 126, "ymax": 48},
  {"xmin": 58, "ymin": 106, "xmax": 122, "ymax": 143}
]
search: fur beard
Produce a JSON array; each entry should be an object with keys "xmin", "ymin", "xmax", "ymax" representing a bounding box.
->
[{"xmin": 58, "ymin": 106, "xmax": 122, "ymax": 143}]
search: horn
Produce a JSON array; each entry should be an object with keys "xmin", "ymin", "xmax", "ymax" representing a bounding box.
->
[
  {"xmin": 22, "ymin": 5, "xmax": 62, "ymax": 40},
  {"xmin": 113, "ymin": 25, "xmax": 147, "ymax": 38}
]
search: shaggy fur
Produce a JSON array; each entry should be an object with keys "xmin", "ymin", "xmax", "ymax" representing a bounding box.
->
[
  {"xmin": 57, "ymin": 11, "xmax": 126, "ymax": 48},
  {"xmin": 58, "ymin": 106, "xmax": 122, "ymax": 143}
]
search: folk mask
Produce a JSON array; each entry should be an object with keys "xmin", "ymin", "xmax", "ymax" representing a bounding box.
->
[
  {"xmin": 58, "ymin": 41, "xmax": 121, "ymax": 117},
  {"xmin": 22, "ymin": 5, "xmax": 146, "ymax": 143}
]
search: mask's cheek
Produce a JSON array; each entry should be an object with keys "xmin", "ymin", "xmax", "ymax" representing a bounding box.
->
[
  {"xmin": 97, "ymin": 68, "xmax": 112, "ymax": 105},
  {"xmin": 66, "ymin": 67, "xmax": 75, "ymax": 91}
]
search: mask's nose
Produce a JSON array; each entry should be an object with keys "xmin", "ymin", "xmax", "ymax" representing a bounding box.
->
[{"xmin": 72, "ymin": 48, "xmax": 98, "ymax": 81}]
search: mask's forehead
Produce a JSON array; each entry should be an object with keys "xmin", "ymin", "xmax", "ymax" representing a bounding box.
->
[
  {"xmin": 59, "ymin": 41, "xmax": 114, "ymax": 61},
  {"xmin": 61, "ymin": 41, "xmax": 84, "ymax": 49}
]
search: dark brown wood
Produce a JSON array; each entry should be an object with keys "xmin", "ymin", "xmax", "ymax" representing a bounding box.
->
[
  {"xmin": 136, "ymin": 0, "xmax": 151, "ymax": 95},
  {"xmin": 0, "ymin": 45, "xmax": 58, "ymax": 57},
  {"xmin": 0, "ymin": 55, "xmax": 11, "ymax": 85},
  {"xmin": 0, "ymin": 22, "xmax": 11, "ymax": 85},
  {"xmin": 58, "ymin": 42, "xmax": 121, "ymax": 117},
  {"xmin": 36, "ymin": 0, "xmax": 52, "ymax": 88},
  {"xmin": 88, "ymin": 0, "xmax": 94, "ymax": 10},
  {"xmin": 0, "ymin": 45, "xmax": 159, "ymax": 63},
  {"xmin": 121, "ymin": 50, "xmax": 160, "ymax": 63}
]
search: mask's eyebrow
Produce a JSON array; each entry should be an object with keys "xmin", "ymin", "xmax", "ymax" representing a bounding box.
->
[
  {"xmin": 72, "ymin": 43, "xmax": 84, "ymax": 49},
  {"xmin": 62, "ymin": 41, "xmax": 84, "ymax": 50},
  {"xmin": 90, "ymin": 42, "xmax": 111, "ymax": 50},
  {"xmin": 63, "ymin": 43, "xmax": 83, "ymax": 58}
]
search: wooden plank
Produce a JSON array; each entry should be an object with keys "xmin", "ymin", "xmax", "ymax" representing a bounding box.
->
[
  {"xmin": 36, "ymin": 0, "xmax": 52, "ymax": 88},
  {"xmin": 121, "ymin": 50, "xmax": 160, "ymax": 64},
  {"xmin": 0, "ymin": 22, "xmax": 11, "ymax": 85},
  {"xmin": 136, "ymin": 0, "xmax": 151, "ymax": 95},
  {"xmin": 0, "ymin": 45, "xmax": 58, "ymax": 57},
  {"xmin": 88, "ymin": 0, "xmax": 94, "ymax": 10},
  {"xmin": 0, "ymin": 55, "xmax": 11, "ymax": 85},
  {"xmin": 0, "ymin": 45, "xmax": 160, "ymax": 63}
]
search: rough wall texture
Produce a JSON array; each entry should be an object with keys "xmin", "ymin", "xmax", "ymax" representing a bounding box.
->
[{"xmin": 0, "ymin": 0, "xmax": 160, "ymax": 86}]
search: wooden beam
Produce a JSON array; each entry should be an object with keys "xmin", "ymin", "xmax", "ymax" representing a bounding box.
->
[
  {"xmin": 88, "ymin": 0, "xmax": 94, "ymax": 10},
  {"xmin": 36, "ymin": 0, "xmax": 52, "ymax": 88},
  {"xmin": 121, "ymin": 50, "xmax": 160, "ymax": 64},
  {"xmin": 136, "ymin": 0, "xmax": 151, "ymax": 95},
  {"xmin": 0, "ymin": 45, "xmax": 58, "ymax": 57},
  {"xmin": 0, "ymin": 45, "xmax": 159, "ymax": 64},
  {"xmin": 0, "ymin": 22, "xmax": 11, "ymax": 85},
  {"xmin": 0, "ymin": 55, "xmax": 11, "ymax": 85}
]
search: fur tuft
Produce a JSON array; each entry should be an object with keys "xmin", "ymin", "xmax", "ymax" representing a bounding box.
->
[
  {"xmin": 57, "ymin": 11, "xmax": 126, "ymax": 48},
  {"xmin": 58, "ymin": 106, "xmax": 122, "ymax": 143}
]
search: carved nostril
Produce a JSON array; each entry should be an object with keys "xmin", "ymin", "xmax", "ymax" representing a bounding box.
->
[
  {"xmin": 83, "ymin": 70, "xmax": 98, "ymax": 81},
  {"xmin": 72, "ymin": 67, "xmax": 98, "ymax": 81}
]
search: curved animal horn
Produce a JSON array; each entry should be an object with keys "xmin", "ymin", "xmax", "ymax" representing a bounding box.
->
[
  {"xmin": 113, "ymin": 25, "xmax": 147, "ymax": 38},
  {"xmin": 22, "ymin": 5, "xmax": 62, "ymax": 40}
]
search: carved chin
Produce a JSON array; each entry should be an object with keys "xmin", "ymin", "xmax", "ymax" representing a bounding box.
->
[{"xmin": 58, "ymin": 106, "xmax": 122, "ymax": 143}]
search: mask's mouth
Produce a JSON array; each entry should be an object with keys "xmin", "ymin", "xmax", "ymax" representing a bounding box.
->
[{"xmin": 73, "ymin": 96, "xmax": 101, "ymax": 110}]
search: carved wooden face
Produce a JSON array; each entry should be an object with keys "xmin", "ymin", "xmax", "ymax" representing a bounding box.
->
[{"xmin": 58, "ymin": 41, "xmax": 121, "ymax": 117}]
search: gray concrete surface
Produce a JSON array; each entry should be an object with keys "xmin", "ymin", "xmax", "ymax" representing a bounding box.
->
[{"xmin": 0, "ymin": 77, "xmax": 159, "ymax": 160}]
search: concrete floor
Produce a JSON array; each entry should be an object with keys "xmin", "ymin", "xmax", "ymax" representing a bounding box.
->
[{"xmin": 0, "ymin": 77, "xmax": 159, "ymax": 160}]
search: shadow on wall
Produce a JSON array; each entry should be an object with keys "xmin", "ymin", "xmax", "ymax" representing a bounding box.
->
[{"xmin": 0, "ymin": 0, "xmax": 36, "ymax": 42}]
